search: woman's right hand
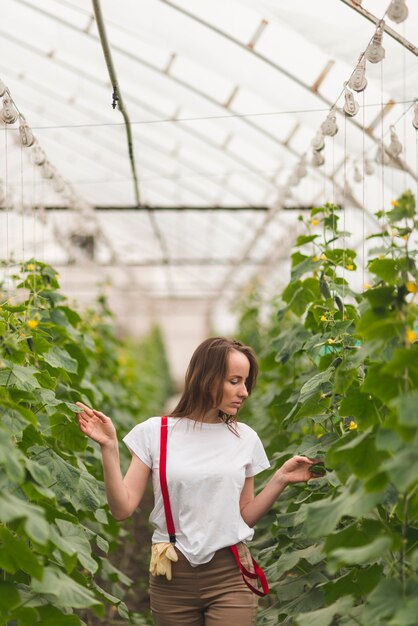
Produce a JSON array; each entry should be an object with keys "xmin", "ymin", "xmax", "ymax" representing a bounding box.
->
[{"xmin": 76, "ymin": 402, "xmax": 117, "ymax": 447}]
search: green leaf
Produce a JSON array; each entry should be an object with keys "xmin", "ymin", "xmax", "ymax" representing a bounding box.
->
[
  {"xmin": 31, "ymin": 566, "xmax": 101, "ymax": 608},
  {"xmin": 296, "ymin": 234, "xmax": 319, "ymax": 246},
  {"xmin": 42, "ymin": 346, "xmax": 78, "ymax": 373},
  {"xmin": 304, "ymin": 482, "xmax": 384, "ymax": 537},
  {"xmin": 363, "ymin": 578, "xmax": 402, "ymax": 622},
  {"xmin": 299, "ymin": 367, "xmax": 334, "ymax": 404},
  {"xmin": 368, "ymin": 258, "xmax": 400, "ymax": 284},
  {"xmin": 363, "ymin": 286, "xmax": 396, "ymax": 308},
  {"xmin": 51, "ymin": 520, "xmax": 98, "ymax": 574},
  {"xmin": 0, "ymin": 581, "xmax": 21, "ymax": 611},
  {"xmin": 295, "ymin": 595, "xmax": 354, "ymax": 626},
  {"xmin": 35, "ymin": 605, "xmax": 83, "ymax": 626},
  {"xmin": 389, "ymin": 391, "xmax": 418, "ymax": 426},
  {"xmin": 382, "ymin": 445, "xmax": 418, "ymax": 491},
  {"xmin": 389, "ymin": 597, "xmax": 418, "ymax": 625},
  {"xmin": 31, "ymin": 447, "xmax": 103, "ymax": 511},
  {"xmin": 326, "ymin": 432, "xmax": 388, "ymax": 479},
  {"xmin": 0, "ymin": 526, "xmax": 44, "ymax": 579},
  {"xmin": 0, "ymin": 429, "xmax": 25, "ymax": 482},
  {"xmin": 0, "ymin": 492, "xmax": 50, "ymax": 544},
  {"xmin": 329, "ymin": 535, "xmax": 392, "ymax": 568},
  {"xmin": 339, "ymin": 390, "xmax": 380, "ymax": 427},
  {"xmin": 274, "ymin": 544, "xmax": 324, "ymax": 577},
  {"xmin": 0, "ymin": 363, "xmax": 41, "ymax": 391}
]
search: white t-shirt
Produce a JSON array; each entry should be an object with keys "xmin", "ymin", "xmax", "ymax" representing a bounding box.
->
[{"xmin": 123, "ymin": 416, "xmax": 270, "ymax": 566}]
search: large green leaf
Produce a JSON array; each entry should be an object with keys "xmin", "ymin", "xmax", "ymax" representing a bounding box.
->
[
  {"xmin": 304, "ymin": 482, "xmax": 384, "ymax": 537},
  {"xmin": 31, "ymin": 446, "xmax": 103, "ymax": 511},
  {"xmin": 0, "ymin": 526, "xmax": 43, "ymax": 579},
  {"xmin": 328, "ymin": 535, "xmax": 392, "ymax": 568},
  {"xmin": 389, "ymin": 391, "xmax": 418, "ymax": 426},
  {"xmin": 0, "ymin": 363, "xmax": 41, "ymax": 391},
  {"xmin": 42, "ymin": 346, "xmax": 78, "ymax": 373},
  {"xmin": 362, "ymin": 578, "xmax": 403, "ymax": 622},
  {"xmin": 0, "ymin": 492, "xmax": 50, "ymax": 544},
  {"xmin": 31, "ymin": 566, "xmax": 101, "ymax": 608},
  {"xmin": 295, "ymin": 595, "xmax": 354, "ymax": 626},
  {"xmin": 51, "ymin": 520, "xmax": 98, "ymax": 573}
]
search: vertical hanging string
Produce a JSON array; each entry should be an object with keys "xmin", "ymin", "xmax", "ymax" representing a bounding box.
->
[
  {"xmin": 32, "ymin": 158, "xmax": 37, "ymax": 261},
  {"xmin": 342, "ymin": 115, "xmax": 347, "ymax": 319},
  {"xmin": 4, "ymin": 122, "xmax": 10, "ymax": 294},
  {"xmin": 380, "ymin": 62, "xmax": 385, "ymax": 229},
  {"xmin": 416, "ymin": 133, "xmax": 418, "ymax": 213},
  {"xmin": 362, "ymin": 90, "xmax": 366, "ymax": 291},
  {"xmin": 21, "ymin": 139, "xmax": 25, "ymax": 264},
  {"xmin": 332, "ymin": 134, "xmax": 335, "ymax": 206},
  {"xmin": 402, "ymin": 21, "xmax": 407, "ymax": 190}
]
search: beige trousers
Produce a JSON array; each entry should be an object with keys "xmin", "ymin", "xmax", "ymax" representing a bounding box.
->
[{"xmin": 149, "ymin": 543, "xmax": 258, "ymax": 626}]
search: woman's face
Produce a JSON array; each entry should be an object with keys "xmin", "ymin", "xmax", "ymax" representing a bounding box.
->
[{"xmin": 218, "ymin": 350, "xmax": 250, "ymax": 415}]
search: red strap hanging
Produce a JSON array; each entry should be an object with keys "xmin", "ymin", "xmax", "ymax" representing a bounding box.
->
[
  {"xmin": 158, "ymin": 416, "xmax": 269, "ymax": 596},
  {"xmin": 229, "ymin": 544, "xmax": 269, "ymax": 597},
  {"xmin": 159, "ymin": 416, "xmax": 176, "ymax": 543}
]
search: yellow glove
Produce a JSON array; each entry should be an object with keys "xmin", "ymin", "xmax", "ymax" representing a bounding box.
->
[{"xmin": 149, "ymin": 542, "xmax": 178, "ymax": 580}]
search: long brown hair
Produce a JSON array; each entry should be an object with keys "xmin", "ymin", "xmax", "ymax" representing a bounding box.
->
[{"xmin": 170, "ymin": 337, "xmax": 258, "ymax": 425}]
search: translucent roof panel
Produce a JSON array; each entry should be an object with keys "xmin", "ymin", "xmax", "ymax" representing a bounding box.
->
[{"xmin": 0, "ymin": 0, "xmax": 417, "ymax": 336}]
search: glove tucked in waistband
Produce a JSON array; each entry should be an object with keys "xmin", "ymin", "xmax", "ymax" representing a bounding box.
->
[{"xmin": 149, "ymin": 542, "xmax": 178, "ymax": 580}]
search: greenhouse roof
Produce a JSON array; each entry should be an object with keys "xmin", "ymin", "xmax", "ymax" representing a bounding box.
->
[{"xmin": 1, "ymin": 0, "xmax": 417, "ymax": 350}]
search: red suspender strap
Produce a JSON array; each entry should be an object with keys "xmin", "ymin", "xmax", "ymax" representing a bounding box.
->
[
  {"xmin": 159, "ymin": 416, "xmax": 269, "ymax": 596},
  {"xmin": 159, "ymin": 416, "xmax": 176, "ymax": 543},
  {"xmin": 229, "ymin": 544, "xmax": 269, "ymax": 597}
]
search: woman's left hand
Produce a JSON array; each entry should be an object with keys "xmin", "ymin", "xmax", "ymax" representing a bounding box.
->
[{"xmin": 275, "ymin": 455, "xmax": 321, "ymax": 485}]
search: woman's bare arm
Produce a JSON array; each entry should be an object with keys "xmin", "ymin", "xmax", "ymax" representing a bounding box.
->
[
  {"xmin": 239, "ymin": 455, "xmax": 317, "ymax": 528},
  {"xmin": 76, "ymin": 402, "xmax": 150, "ymax": 520}
]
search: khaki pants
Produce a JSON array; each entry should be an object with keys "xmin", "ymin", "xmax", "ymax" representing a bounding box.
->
[{"xmin": 149, "ymin": 543, "xmax": 258, "ymax": 626}]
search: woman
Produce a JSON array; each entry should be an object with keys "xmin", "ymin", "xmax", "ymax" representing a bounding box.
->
[{"xmin": 76, "ymin": 337, "xmax": 317, "ymax": 626}]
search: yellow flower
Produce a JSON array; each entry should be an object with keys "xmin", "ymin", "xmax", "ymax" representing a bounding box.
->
[
  {"xmin": 346, "ymin": 264, "xmax": 354, "ymax": 271},
  {"xmin": 327, "ymin": 338, "xmax": 335, "ymax": 344},
  {"xmin": 391, "ymin": 199, "xmax": 399, "ymax": 207},
  {"xmin": 27, "ymin": 319, "xmax": 39, "ymax": 329},
  {"xmin": 348, "ymin": 420, "xmax": 358, "ymax": 430},
  {"xmin": 402, "ymin": 234, "xmax": 409, "ymax": 240},
  {"xmin": 320, "ymin": 315, "xmax": 327, "ymax": 322},
  {"xmin": 406, "ymin": 329, "xmax": 417, "ymax": 344},
  {"xmin": 320, "ymin": 254, "xmax": 327, "ymax": 261},
  {"xmin": 313, "ymin": 256, "xmax": 319, "ymax": 262},
  {"xmin": 406, "ymin": 282, "xmax": 417, "ymax": 293},
  {"xmin": 27, "ymin": 263, "xmax": 35, "ymax": 271},
  {"xmin": 363, "ymin": 283, "xmax": 372, "ymax": 290},
  {"xmin": 311, "ymin": 219, "xmax": 319, "ymax": 226}
]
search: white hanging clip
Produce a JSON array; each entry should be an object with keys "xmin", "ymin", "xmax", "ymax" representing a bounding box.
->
[
  {"xmin": 19, "ymin": 116, "xmax": 35, "ymax": 147},
  {"xmin": 412, "ymin": 101, "xmax": 418, "ymax": 130},
  {"xmin": 31, "ymin": 144, "xmax": 47, "ymax": 166},
  {"xmin": 343, "ymin": 83, "xmax": 359, "ymax": 117},
  {"xmin": 387, "ymin": 125, "xmax": 402, "ymax": 157},
  {"xmin": 365, "ymin": 22, "xmax": 385, "ymax": 64},
  {"xmin": 353, "ymin": 165, "xmax": 363, "ymax": 183},
  {"xmin": 295, "ymin": 156, "xmax": 307, "ymax": 179},
  {"xmin": 312, "ymin": 150, "xmax": 325, "ymax": 167},
  {"xmin": 387, "ymin": 0, "xmax": 408, "ymax": 23},
  {"xmin": 0, "ymin": 79, "xmax": 7, "ymax": 97},
  {"xmin": 41, "ymin": 162, "xmax": 54, "ymax": 179},
  {"xmin": 348, "ymin": 57, "xmax": 367, "ymax": 92},
  {"xmin": 321, "ymin": 108, "xmax": 338, "ymax": 137},
  {"xmin": 311, "ymin": 130, "xmax": 325, "ymax": 151},
  {"xmin": 0, "ymin": 94, "xmax": 18, "ymax": 124},
  {"xmin": 364, "ymin": 159, "xmax": 375, "ymax": 175},
  {"xmin": 375, "ymin": 141, "xmax": 390, "ymax": 165}
]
